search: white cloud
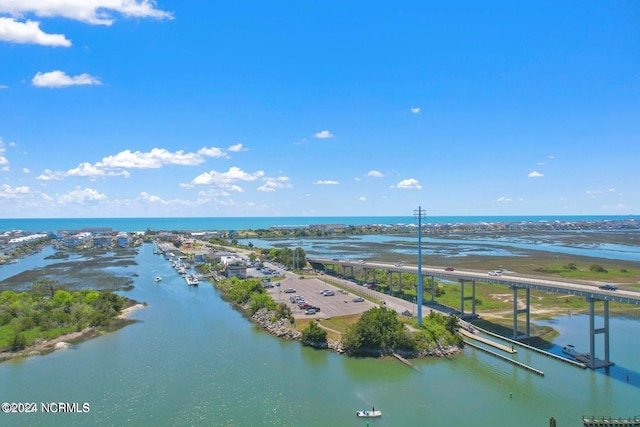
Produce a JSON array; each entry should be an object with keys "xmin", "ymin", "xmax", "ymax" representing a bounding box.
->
[
  {"xmin": 395, "ymin": 178, "xmax": 422, "ymax": 190},
  {"xmin": 0, "ymin": 84, "xmax": 8, "ymax": 89},
  {"xmin": 608, "ymin": 188, "xmax": 617, "ymax": 193},
  {"xmin": 314, "ymin": 130, "xmax": 334, "ymax": 139},
  {"xmin": 0, "ymin": 139, "xmax": 7, "ymax": 166},
  {"xmin": 0, "ymin": 17, "xmax": 71, "ymax": 46},
  {"xmin": 57, "ymin": 187, "xmax": 107, "ymax": 204},
  {"xmin": 496, "ymin": 196, "xmax": 513, "ymax": 202},
  {"xmin": 37, "ymin": 168, "xmax": 65, "ymax": 181},
  {"xmin": 359, "ymin": 196, "xmax": 366, "ymax": 201},
  {"xmin": 140, "ymin": 191, "xmax": 168, "ymax": 204},
  {"xmin": 188, "ymin": 167, "xmax": 264, "ymax": 189},
  {"xmin": 258, "ymin": 176, "xmax": 292, "ymax": 192},
  {"xmin": 38, "ymin": 146, "xmax": 236, "ymax": 182},
  {"xmin": 23, "ymin": 168, "xmax": 30, "ymax": 174},
  {"xmin": 410, "ymin": 107, "xmax": 421, "ymax": 114},
  {"xmin": 0, "ymin": 1, "xmax": 173, "ymax": 26},
  {"xmin": 32, "ymin": 70, "xmax": 102, "ymax": 88},
  {"xmin": 367, "ymin": 170, "xmax": 383, "ymax": 178},
  {"xmin": 314, "ymin": 180, "xmax": 339, "ymax": 185},
  {"xmin": 197, "ymin": 147, "xmax": 228, "ymax": 158},
  {"xmin": 101, "ymin": 148, "xmax": 207, "ymax": 168},
  {"xmin": 528, "ymin": 171, "xmax": 544, "ymax": 178},
  {"xmin": 227, "ymin": 143, "xmax": 247, "ymax": 152},
  {"xmin": 0, "ymin": 184, "xmax": 30, "ymax": 198}
]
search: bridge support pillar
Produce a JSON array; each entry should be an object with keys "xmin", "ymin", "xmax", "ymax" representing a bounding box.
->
[
  {"xmin": 512, "ymin": 286, "xmax": 531, "ymax": 340},
  {"xmin": 459, "ymin": 280, "xmax": 477, "ymax": 319},
  {"xmin": 587, "ymin": 298, "xmax": 612, "ymax": 369}
]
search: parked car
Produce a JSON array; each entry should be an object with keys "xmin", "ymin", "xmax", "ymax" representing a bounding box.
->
[
  {"xmin": 445, "ymin": 267, "xmax": 454, "ymax": 271},
  {"xmin": 599, "ymin": 284, "xmax": 618, "ymax": 291},
  {"xmin": 323, "ymin": 291, "xmax": 335, "ymax": 296},
  {"xmin": 304, "ymin": 308, "xmax": 317, "ymax": 315},
  {"xmin": 352, "ymin": 297, "xmax": 365, "ymax": 302},
  {"xmin": 284, "ymin": 288, "xmax": 296, "ymax": 293}
]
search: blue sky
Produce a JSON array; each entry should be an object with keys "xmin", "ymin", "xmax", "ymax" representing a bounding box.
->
[{"xmin": 0, "ymin": 1, "xmax": 638, "ymax": 218}]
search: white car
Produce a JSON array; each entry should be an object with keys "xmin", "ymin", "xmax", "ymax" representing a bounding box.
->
[{"xmin": 488, "ymin": 271, "xmax": 501, "ymax": 276}]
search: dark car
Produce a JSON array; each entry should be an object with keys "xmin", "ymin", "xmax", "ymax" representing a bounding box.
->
[
  {"xmin": 445, "ymin": 267, "xmax": 454, "ymax": 271},
  {"xmin": 599, "ymin": 284, "xmax": 618, "ymax": 291}
]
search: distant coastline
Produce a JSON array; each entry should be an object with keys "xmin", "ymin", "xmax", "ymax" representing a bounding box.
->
[{"xmin": 0, "ymin": 214, "xmax": 635, "ymax": 233}]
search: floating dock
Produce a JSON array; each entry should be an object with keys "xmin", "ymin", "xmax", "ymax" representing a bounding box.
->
[
  {"xmin": 464, "ymin": 341, "xmax": 544, "ymax": 376},
  {"xmin": 583, "ymin": 415, "xmax": 640, "ymax": 426}
]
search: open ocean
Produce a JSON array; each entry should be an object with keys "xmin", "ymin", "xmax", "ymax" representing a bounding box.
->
[{"xmin": 0, "ymin": 215, "xmax": 633, "ymax": 233}]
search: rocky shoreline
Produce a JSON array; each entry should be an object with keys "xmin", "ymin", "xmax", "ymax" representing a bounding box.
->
[{"xmin": 251, "ymin": 307, "xmax": 462, "ymax": 358}]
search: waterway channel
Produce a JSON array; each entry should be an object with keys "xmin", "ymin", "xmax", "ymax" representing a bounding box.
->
[{"xmin": 0, "ymin": 243, "xmax": 638, "ymax": 426}]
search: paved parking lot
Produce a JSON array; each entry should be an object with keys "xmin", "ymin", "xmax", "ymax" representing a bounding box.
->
[{"xmin": 264, "ymin": 275, "xmax": 377, "ymax": 319}]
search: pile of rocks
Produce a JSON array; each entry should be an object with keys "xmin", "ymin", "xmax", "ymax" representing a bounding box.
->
[{"xmin": 252, "ymin": 308, "xmax": 301, "ymax": 340}]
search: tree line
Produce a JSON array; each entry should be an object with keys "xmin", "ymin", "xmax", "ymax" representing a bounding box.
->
[{"xmin": 0, "ymin": 285, "xmax": 134, "ymax": 352}]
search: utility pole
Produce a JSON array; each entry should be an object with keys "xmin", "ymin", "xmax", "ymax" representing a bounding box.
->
[{"xmin": 415, "ymin": 206, "xmax": 426, "ymax": 326}]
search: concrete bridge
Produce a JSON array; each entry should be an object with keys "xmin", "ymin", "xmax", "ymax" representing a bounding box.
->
[{"xmin": 308, "ymin": 257, "xmax": 640, "ymax": 369}]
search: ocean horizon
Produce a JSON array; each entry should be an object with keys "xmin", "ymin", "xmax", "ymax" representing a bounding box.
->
[{"xmin": 0, "ymin": 214, "xmax": 634, "ymax": 233}]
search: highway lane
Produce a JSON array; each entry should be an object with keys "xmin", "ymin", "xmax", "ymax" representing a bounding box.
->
[{"xmin": 308, "ymin": 258, "xmax": 640, "ymax": 305}]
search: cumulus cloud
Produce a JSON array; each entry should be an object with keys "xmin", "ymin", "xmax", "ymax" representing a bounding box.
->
[
  {"xmin": 367, "ymin": 170, "xmax": 383, "ymax": 178},
  {"xmin": 0, "ymin": 184, "xmax": 30, "ymax": 198},
  {"xmin": 258, "ymin": 176, "xmax": 292, "ymax": 192},
  {"xmin": 359, "ymin": 196, "xmax": 366, "ymax": 201},
  {"xmin": 410, "ymin": 107, "xmax": 421, "ymax": 114},
  {"xmin": 140, "ymin": 191, "xmax": 168, "ymax": 204},
  {"xmin": 0, "ymin": 139, "xmax": 8, "ymax": 166},
  {"xmin": 32, "ymin": 70, "xmax": 102, "ymax": 88},
  {"xmin": 314, "ymin": 130, "xmax": 334, "ymax": 139},
  {"xmin": 394, "ymin": 178, "xmax": 422, "ymax": 190},
  {"xmin": 227, "ymin": 143, "xmax": 247, "ymax": 152},
  {"xmin": 0, "ymin": 1, "xmax": 173, "ymax": 26},
  {"xmin": 528, "ymin": 171, "xmax": 544, "ymax": 178},
  {"xmin": 37, "ymin": 168, "xmax": 65, "ymax": 181},
  {"xmin": 314, "ymin": 180, "xmax": 339, "ymax": 185},
  {"xmin": 57, "ymin": 187, "xmax": 106, "ymax": 204},
  {"xmin": 37, "ymin": 145, "xmax": 239, "ymax": 182},
  {"xmin": 0, "ymin": 17, "xmax": 71, "ymax": 46},
  {"xmin": 187, "ymin": 167, "xmax": 264, "ymax": 191}
]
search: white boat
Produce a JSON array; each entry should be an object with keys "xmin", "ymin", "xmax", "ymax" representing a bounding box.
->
[
  {"xmin": 356, "ymin": 409, "xmax": 382, "ymax": 418},
  {"xmin": 154, "ymin": 276, "xmax": 162, "ymax": 283},
  {"xmin": 562, "ymin": 344, "xmax": 578, "ymax": 357}
]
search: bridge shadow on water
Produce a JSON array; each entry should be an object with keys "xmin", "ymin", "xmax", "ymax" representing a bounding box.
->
[
  {"xmin": 469, "ymin": 319, "xmax": 640, "ymax": 389},
  {"xmin": 601, "ymin": 365, "xmax": 640, "ymax": 389}
]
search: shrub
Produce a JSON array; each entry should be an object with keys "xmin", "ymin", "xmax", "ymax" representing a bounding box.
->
[
  {"xmin": 590, "ymin": 264, "xmax": 608, "ymax": 273},
  {"xmin": 301, "ymin": 321, "xmax": 327, "ymax": 345}
]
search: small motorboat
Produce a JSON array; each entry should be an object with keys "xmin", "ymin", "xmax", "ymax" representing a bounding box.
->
[
  {"xmin": 562, "ymin": 344, "xmax": 578, "ymax": 357},
  {"xmin": 154, "ymin": 276, "xmax": 162, "ymax": 283},
  {"xmin": 356, "ymin": 409, "xmax": 382, "ymax": 418}
]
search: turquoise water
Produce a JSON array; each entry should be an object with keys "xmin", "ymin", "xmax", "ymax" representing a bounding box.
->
[
  {"xmin": 245, "ymin": 233, "xmax": 640, "ymax": 261},
  {"xmin": 0, "ymin": 215, "xmax": 632, "ymax": 232},
  {"xmin": 1, "ymin": 244, "xmax": 639, "ymax": 426}
]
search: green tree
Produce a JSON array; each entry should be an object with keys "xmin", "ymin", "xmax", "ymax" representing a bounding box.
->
[{"xmin": 301, "ymin": 321, "xmax": 327, "ymax": 345}]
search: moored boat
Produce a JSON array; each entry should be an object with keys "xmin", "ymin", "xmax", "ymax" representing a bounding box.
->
[
  {"xmin": 154, "ymin": 276, "xmax": 162, "ymax": 283},
  {"xmin": 356, "ymin": 409, "xmax": 382, "ymax": 418}
]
